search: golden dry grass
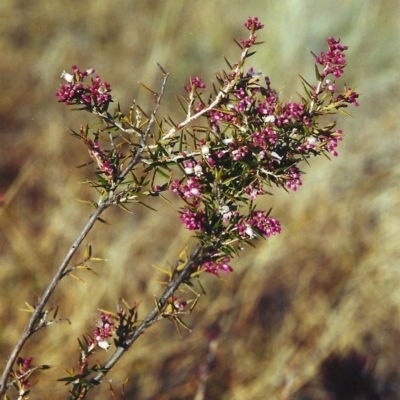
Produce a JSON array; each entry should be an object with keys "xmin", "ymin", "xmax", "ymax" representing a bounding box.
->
[{"xmin": 1, "ymin": 1, "xmax": 399, "ymax": 399}]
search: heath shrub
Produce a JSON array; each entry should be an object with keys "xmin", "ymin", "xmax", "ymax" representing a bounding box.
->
[{"xmin": 0, "ymin": 17, "xmax": 358, "ymax": 399}]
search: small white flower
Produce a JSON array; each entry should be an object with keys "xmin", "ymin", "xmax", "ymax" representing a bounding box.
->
[
  {"xmin": 201, "ymin": 145, "xmax": 210, "ymax": 156},
  {"xmin": 220, "ymin": 205, "xmax": 230, "ymax": 214},
  {"xmin": 270, "ymin": 151, "xmax": 282, "ymax": 161},
  {"xmin": 60, "ymin": 71, "xmax": 74, "ymax": 83},
  {"xmin": 257, "ymin": 151, "xmax": 266, "ymax": 161},
  {"xmin": 184, "ymin": 166, "xmax": 194, "ymax": 175},
  {"xmin": 220, "ymin": 205, "xmax": 232, "ymax": 221},
  {"xmin": 264, "ymin": 115, "xmax": 276, "ymax": 123},
  {"xmin": 245, "ymin": 225, "xmax": 255, "ymax": 238},
  {"xmin": 98, "ymin": 83, "xmax": 108, "ymax": 94},
  {"xmin": 250, "ymin": 70, "xmax": 263, "ymax": 78},
  {"xmin": 222, "ymin": 138, "xmax": 234, "ymax": 145},
  {"xmin": 307, "ymin": 136, "xmax": 319, "ymax": 146},
  {"xmin": 87, "ymin": 343, "xmax": 95, "ymax": 352},
  {"xmin": 97, "ymin": 340, "xmax": 111, "ymax": 351},
  {"xmin": 194, "ymin": 165, "xmax": 203, "ymax": 176},
  {"xmin": 190, "ymin": 188, "xmax": 200, "ymax": 197}
]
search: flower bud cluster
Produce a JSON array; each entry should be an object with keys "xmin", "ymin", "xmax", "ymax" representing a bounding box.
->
[
  {"xmin": 169, "ymin": 24, "xmax": 358, "ymax": 274},
  {"xmin": 76, "ymin": 126, "xmax": 121, "ymax": 185},
  {"xmin": 56, "ymin": 65, "xmax": 112, "ymax": 109},
  {"xmin": 244, "ymin": 17, "xmax": 264, "ymax": 31},
  {"xmin": 88, "ymin": 313, "xmax": 115, "ymax": 351},
  {"xmin": 185, "ymin": 76, "xmax": 206, "ymax": 93},
  {"xmin": 15, "ymin": 356, "xmax": 33, "ymax": 392},
  {"xmin": 56, "ymin": 18, "xmax": 359, "ymax": 277},
  {"xmin": 316, "ymin": 37, "xmax": 348, "ymax": 78},
  {"xmin": 202, "ymin": 256, "xmax": 233, "ymax": 276},
  {"xmin": 240, "ymin": 17, "xmax": 265, "ymax": 47}
]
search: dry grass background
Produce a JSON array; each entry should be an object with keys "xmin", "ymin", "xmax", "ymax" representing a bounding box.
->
[{"xmin": 0, "ymin": 1, "xmax": 399, "ymax": 399}]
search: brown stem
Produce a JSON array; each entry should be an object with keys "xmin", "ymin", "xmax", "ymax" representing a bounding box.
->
[
  {"xmin": 0, "ymin": 201, "xmax": 110, "ymax": 395},
  {"xmin": 89, "ymin": 245, "xmax": 202, "ymax": 386}
]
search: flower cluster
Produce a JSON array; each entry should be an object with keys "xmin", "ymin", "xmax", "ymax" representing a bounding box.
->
[
  {"xmin": 88, "ymin": 313, "xmax": 115, "ymax": 351},
  {"xmin": 285, "ymin": 166, "xmax": 302, "ymax": 191},
  {"xmin": 244, "ymin": 17, "xmax": 264, "ymax": 31},
  {"xmin": 75, "ymin": 125, "xmax": 122, "ymax": 185},
  {"xmin": 56, "ymin": 65, "xmax": 112, "ymax": 109},
  {"xmin": 236, "ymin": 211, "xmax": 281, "ymax": 239},
  {"xmin": 316, "ymin": 37, "xmax": 348, "ymax": 79},
  {"xmin": 15, "ymin": 356, "xmax": 33, "ymax": 393},
  {"xmin": 335, "ymin": 88, "xmax": 360, "ymax": 107},
  {"xmin": 54, "ymin": 18, "xmax": 358, "ymax": 279},
  {"xmin": 179, "ymin": 207, "xmax": 207, "ymax": 231},
  {"xmin": 186, "ymin": 76, "xmax": 206, "ymax": 92},
  {"xmin": 239, "ymin": 17, "xmax": 265, "ymax": 47},
  {"xmin": 202, "ymin": 256, "xmax": 233, "ymax": 276},
  {"xmin": 168, "ymin": 23, "xmax": 358, "ymax": 275}
]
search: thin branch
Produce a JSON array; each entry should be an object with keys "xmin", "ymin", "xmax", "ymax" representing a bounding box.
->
[
  {"xmin": 194, "ymin": 333, "xmax": 219, "ymax": 400},
  {"xmin": 0, "ymin": 200, "xmax": 111, "ymax": 395},
  {"xmin": 1, "ymin": 33, "xmax": 251, "ymax": 396},
  {"xmin": 117, "ymin": 67, "xmax": 169, "ymax": 183},
  {"xmin": 309, "ymin": 79, "xmax": 323, "ymax": 114},
  {"xmin": 159, "ymin": 45, "xmax": 250, "ymax": 144},
  {"xmin": 0, "ymin": 67, "xmax": 171, "ymax": 396},
  {"xmin": 90, "ymin": 244, "xmax": 202, "ymax": 385}
]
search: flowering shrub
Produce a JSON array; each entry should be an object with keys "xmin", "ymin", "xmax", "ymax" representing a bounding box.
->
[{"xmin": 0, "ymin": 17, "xmax": 358, "ymax": 399}]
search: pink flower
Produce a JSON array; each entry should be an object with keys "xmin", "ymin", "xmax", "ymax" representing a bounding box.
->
[
  {"xmin": 186, "ymin": 76, "xmax": 206, "ymax": 92},
  {"xmin": 16, "ymin": 356, "xmax": 33, "ymax": 391},
  {"xmin": 244, "ymin": 17, "xmax": 264, "ymax": 31},
  {"xmin": 88, "ymin": 313, "xmax": 115, "ymax": 351},
  {"xmin": 202, "ymin": 257, "xmax": 233, "ymax": 276},
  {"xmin": 285, "ymin": 166, "xmax": 302, "ymax": 191},
  {"xmin": 316, "ymin": 37, "xmax": 349, "ymax": 79},
  {"xmin": 56, "ymin": 66, "xmax": 112, "ymax": 107},
  {"xmin": 180, "ymin": 207, "xmax": 207, "ymax": 231},
  {"xmin": 236, "ymin": 211, "xmax": 281, "ymax": 239}
]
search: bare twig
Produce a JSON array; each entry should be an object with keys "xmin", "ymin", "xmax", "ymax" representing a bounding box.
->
[
  {"xmin": 0, "ymin": 39, "xmax": 249, "ymax": 395},
  {"xmin": 90, "ymin": 244, "xmax": 202, "ymax": 385},
  {"xmin": 0, "ymin": 68, "xmax": 171, "ymax": 398},
  {"xmin": 0, "ymin": 201, "xmax": 110, "ymax": 395},
  {"xmin": 159, "ymin": 45, "xmax": 250, "ymax": 144},
  {"xmin": 117, "ymin": 67, "xmax": 169, "ymax": 183},
  {"xmin": 194, "ymin": 332, "xmax": 219, "ymax": 400},
  {"xmin": 309, "ymin": 79, "xmax": 323, "ymax": 114}
]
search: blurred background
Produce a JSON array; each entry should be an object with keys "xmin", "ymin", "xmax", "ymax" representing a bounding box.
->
[{"xmin": 1, "ymin": 0, "xmax": 399, "ymax": 399}]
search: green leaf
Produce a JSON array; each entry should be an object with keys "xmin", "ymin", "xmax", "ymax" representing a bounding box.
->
[
  {"xmin": 314, "ymin": 64, "xmax": 322, "ymax": 81},
  {"xmin": 95, "ymin": 173, "xmax": 108, "ymax": 186},
  {"xmin": 175, "ymin": 94, "xmax": 189, "ymax": 115},
  {"xmin": 83, "ymin": 244, "xmax": 92, "ymax": 260},
  {"xmin": 223, "ymin": 56, "xmax": 233, "ymax": 69},
  {"xmin": 96, "ymin": 217, "xmax": 110, "ymax": 225},
  {"xmin": 232, "ymin": 38, "xmax": 244, "ymax": 49},
  {"xmin": 245, "ymin": 50, "xmax": 257, "ymax": 58},
  {"xmin": 138, "ymin": 201, "xmax": 157, "ymax": 212},
  {"xmin": 155, "ymin": 168, "xmax": 171, "ymax": 179},
  {"xmin": 118, "ymin": 202, "xmax": 134, "ymax": 212},
  {"xmin": 139, "ymin": 82, "xmax": 156, "ymax": 96},
  {"xmin": 300, "ymin": 83, "xmax": 312, "ymax": 100},
  {"xmin": 338, "ymin": 108, "xmax": 354, "ymax": 118}
]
